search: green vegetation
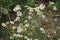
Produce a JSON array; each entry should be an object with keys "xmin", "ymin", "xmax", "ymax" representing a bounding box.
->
[{"xmin": 0, "ymin": 0, "xmax": 60, "ymax": 40}]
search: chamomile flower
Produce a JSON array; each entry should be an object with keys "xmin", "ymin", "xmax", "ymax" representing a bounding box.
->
[
  {"xmin": 24, "ymin": 36, "xmax": 28, "ymax": 39},
  {"xmin": 47, "ymin": 35, "xmax": 51, "ymax": 37},
  {"xmin": 42, "ymin": 14, "xmax": 46, "ymax": 19},
  {"xmin": 17, "ymin": 27, "xmax": 23, "ymax": 33},
  {"xmin": 12, "ymin": 26, "xmax": 16, "ymax": 30},
  {"xmin": 13, "ymin": 5, "xmax": 21, "ymax": 12},
  {"xmin": 39, "ymin": 4, "xmax": 45, "ymax": 10},
  {"xmin": 17, "ymin": 11, "xmax": 22, "ymax": 16},
  {"xmin": 10, "ymin": 36, "xmax": 14, "ymax": 39},
  {"xmin": 28, "ymin": 16, "xmax": 32, "ymax": 19},
  {"xmin": 16, "ymin": 34, "xmax": 23, "ymax": 37},
  {"xmin": 49, "ymin": 1, "xmax": 54, "ymax": 5},
  {"xmin": 6, "ymin": 22, "xmax": 9, "ymax": 25},
  {"xmin": 40, "ymin": 27, "xmax": 45, "ymax": 33},
  {"xmin": 27, "ymin": 38, "xmax": 32, "ymax": 40},
  {"xmin": 13, "ymin": 33, "xmax": 16, "ymax": 37},
  {"xmin": 53, "ymin": 5, "xmax": 57, "ymax": 10},
  {"xmin": 1, "ymin": 23, "xmax": 6, "ymax": 27},
  {"xmin": 10, "ymin": 21, "xmax": 14, "ymax": 24},
  {"xmin": 24, "ymin": 20, "xmax": 28, "ymax": 23},
  {"xmin": 24, "ymin": 23, "xmax": 30, "ymax": 27},
  {"xmin": 14, "ymin": 16, "xmax": 20, "ymax": 21}
]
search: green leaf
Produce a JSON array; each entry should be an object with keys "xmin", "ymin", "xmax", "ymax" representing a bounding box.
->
[
  {"xmin": 27, "ymin": 0, "xmax": 36, "ymax": 6},
  {"xmin": 0, "ymin": 7, "xmax": 8, "ymax": 14},
  {"xmin": 7, "ymin": 0, "xmax": 14, "ymax": 7}
]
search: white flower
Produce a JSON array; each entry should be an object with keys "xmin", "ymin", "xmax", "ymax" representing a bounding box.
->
[
  {"xmin": 14, "ymin": 17, "xmax": 20, "ymax": 21},
  {"xmin": 40, "ymin": 27, "xmax": 45, "ymax": 33},
  {"xmin": 13, "ymin": 5, "xmax": 21, "ymax": 12},
  {"xmin": 13, "ymin": 33, "xmax": 23, "ymax": 37},
  {"xmin": 10, "ymin": 36, "xmax": 14, "ymax": 39},
  {"xmin": 10, "ymin": 21, "xmax": 14, "ymax": 24},
  {"xmin": 39, "ymin": 4, "xmax": 45, "ymax": 10},
  {"xmin": 24, "ymin": 5, "xmax": 29, "ymax": 7},
  {"xmin": 27, "ymin": 7, "xmax": 31, "ymax": 10},
  {"xmin": 27, "ymin": 7, "xmax": 33, "ymax": 12},
  {"xmin": 1, "ymin": 23, "xmax": 6, "ymax": 27},
  {"xmin": 17, "ymin": 11, "xmax": 22, "ymax": 16},
  {"xmin": 25, "ymin": 28, "xmax": 27, "ymax": 30},
  {"xmin": 42, "ymin": 14, "xmax": 46, "ymax": 19},
  {"xmin": 29, "ymin": 8, "xmax": 33, "ymax": 12},
  {"xmin": 13, "ymin": 33, "xmax": 16, "ymax": 37},
  {"xmin": 53, "ymin": 6, "xmax": 57, "ymax": 10},
  {"xmin": 54, "ymin": 19, "xmax": 57, "ymax": 22},
  {"xmin": 40, "ymin": 27, "xmax": 44, "ymax": 31},
  {"xmin": 19, "ymin": 12, "xmax": 22, "ymax": 16},
  {"xmin": 24, "ymin": 36, "xmax": 28, "ymax": 39},
  {"xmin": 24, "ymin": 20, "xmax": 28, "ymax": 23},
  {"xmin": 28, "ymin": 16, "xmax": 32, "ymax": 19},
  {"xmin": 34, "ymin": 7, "xmax": 40, "ymax": 12},
  {"xmin": 12, "ymin": 26, "xmax": 16, "ymax": 30},
  {"xmin": 49, "ymin": 1, "xmax": 54, "ymax": 5},
  {"xmin": 24, "ymin": 23, "xmax": 30, "ymax": 27},
  {"xmin": 47, "ymin": 35, "xmax": 51, "ymax": 37},
  {"xmin": 16, "ymin": 34, "xmax": 23, "ymax": 37},
  {"xmin": 6, "ymin": 22, "xmax": 9, "ymax": 25},
  {"xmin": 17, "ymin": 27, "xmax": 23, "ymax": 33},
  {"xmin": 54, "ymin": 31, "xmax": 56, "ymax": 34}
]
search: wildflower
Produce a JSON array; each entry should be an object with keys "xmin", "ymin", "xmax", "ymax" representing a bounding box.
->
[
  {"xmin": 16, "ymin": 34, "xmax": 23, "ymax": 37},
  {"xmin": 17, "ymin": 27, "xmax": 23, "ymax": 33},
  {"xmin": 10, "ymin": 21, "xmax": 14, "ymax": 24},
  {"xmin": 54, "ymin": 31, "xmax": 56, "ymax": 34},
  {"xmin": 34, "ymin": 7, "xmax": 39, "ymax": 10},
  {"xmin": 28, "ymin": 16, "xmax": 32, "ymax": 19},
  {"xmin": 24, "ymin": 23, "xmax": 30, "ymax": 27},
  {"xmin": 24, "ymin": 5, "xmax": 29, "ymax": 7},
  {"xmin": 40, "ymin": 27, "xmax": 44, "ymax": 31},
  {"xmin": 29, "ymin": 8, "xmax": 33, "ymax": 12},
  {"xmin": 27, "ymin": 7, "xmax": 33, "ymax": 12},
  {"xmin": 1, "ymin": 23, "xmax": 6, "ymax": 27},
  {"xmin": 53, "ymin": 5, "xmax": 57, "ymax": 10},
  {"xmin": 24, "ymin": 20, "xmax": 28, "ymax": 23},
  {"xmin": 35, "ymin": 9, "xmax": 43, "ymax": 15},
  {"xmin": 6, "ymin": 22, "xmax": 9, "ymax": 25},
  {"xmin": 13, "ymin": 33, "xmax": 16, "ymax": 37},
  {"xmin": 39, "ymin": 4, "xmax": 45, "ymax": 10},
  {"xmin": 24, "ymin": 36, "xmax": 28, "ymax": 39},
  {"xmin": 25, "ymin": 28, "xmax": 27, "ymax": 30},
  {"xmin": 14, "ymin": 16, "xmax": 20, "ymax": 21},
  {"xmin": 54, "ymin": 18, "xmax": 57, "ymax": 22},
  {"xmin": 49, "ymin": 1, "xmax": 54, "ymax": 5},
  {"xmin": 42, "ymin": 14, "xmax": 46, "ymax": 19},
  {"xmin": 47, "ymin": 35, "xmax": 51, "ymax": 37},
  {"xmin": 13, "ymin": 5, "xmax": 21, "ymax": 12},
  {"xmin": 40, "ymin": 27, "xmax": 45, "ymax": 33},
  {"xmin": 12, "ymin": 26, "xmax": 16, "ymax": 30},
  {"xmin": 10, "ymin": 36, "xmax": 14, "ymax": 39},
  {"xmin": 17, "ymin": 11, "xmax": 22, "ymax": 16}
]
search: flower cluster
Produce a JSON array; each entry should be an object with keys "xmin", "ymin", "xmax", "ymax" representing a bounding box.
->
[{"xmin": 1, "ymin": 2, "xmax": 58, "ymax": 40}]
